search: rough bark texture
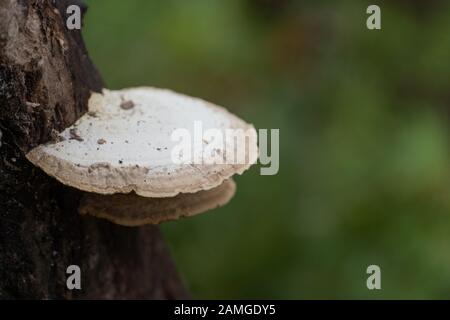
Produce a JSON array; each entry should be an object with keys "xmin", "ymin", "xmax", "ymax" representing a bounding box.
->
[{"xmin": 0, "ymin": 0, "xmax": 188, "ymax": 299}]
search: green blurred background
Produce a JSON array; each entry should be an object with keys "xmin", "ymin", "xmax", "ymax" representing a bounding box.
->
[{"xmin": 83, "ymin": 0, "xmax": 450, "ymax": 299}]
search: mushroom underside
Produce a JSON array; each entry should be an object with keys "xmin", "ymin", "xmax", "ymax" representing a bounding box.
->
[{"xmin": 78, "ymin": 179, "xmax": 236, "ymax": 226}]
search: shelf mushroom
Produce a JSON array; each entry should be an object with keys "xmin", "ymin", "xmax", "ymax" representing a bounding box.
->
[{"xmin": 26, "ymin": 87, "xmax": 258, "ymax": 226}]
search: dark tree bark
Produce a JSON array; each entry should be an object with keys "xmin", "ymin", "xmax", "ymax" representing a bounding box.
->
[{"xmin": 0, "ymin": 0, "xmax": 188, "ymax": 299}]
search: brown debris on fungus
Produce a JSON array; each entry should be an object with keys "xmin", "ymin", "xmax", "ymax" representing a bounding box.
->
[
  {"xmin": 120, "ymin": 100, "xmax": 135, "ymax": 110},
  {"xmin": 69, "ymin": 128, "xmax": 83, "ymax": 141}
]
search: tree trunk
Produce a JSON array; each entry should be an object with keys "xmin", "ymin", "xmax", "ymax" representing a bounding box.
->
[{"xmin": 0, "ymin": 0, "xmax": 188, "ymax": 299}]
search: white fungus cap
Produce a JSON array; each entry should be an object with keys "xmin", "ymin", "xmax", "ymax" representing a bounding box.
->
[{"xmin": 26, "ymin": 87, "xmax": 258, "ymax": 197}]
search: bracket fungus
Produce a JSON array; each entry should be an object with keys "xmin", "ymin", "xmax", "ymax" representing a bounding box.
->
[{"xmin": 26, "ymin": 87, "xmax": 258, "ymax": 226}]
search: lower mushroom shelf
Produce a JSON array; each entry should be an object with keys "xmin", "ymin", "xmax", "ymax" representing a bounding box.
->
[{"xmin": 78, "ymin": 179, "xmax": 236, "ymax": 226}]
